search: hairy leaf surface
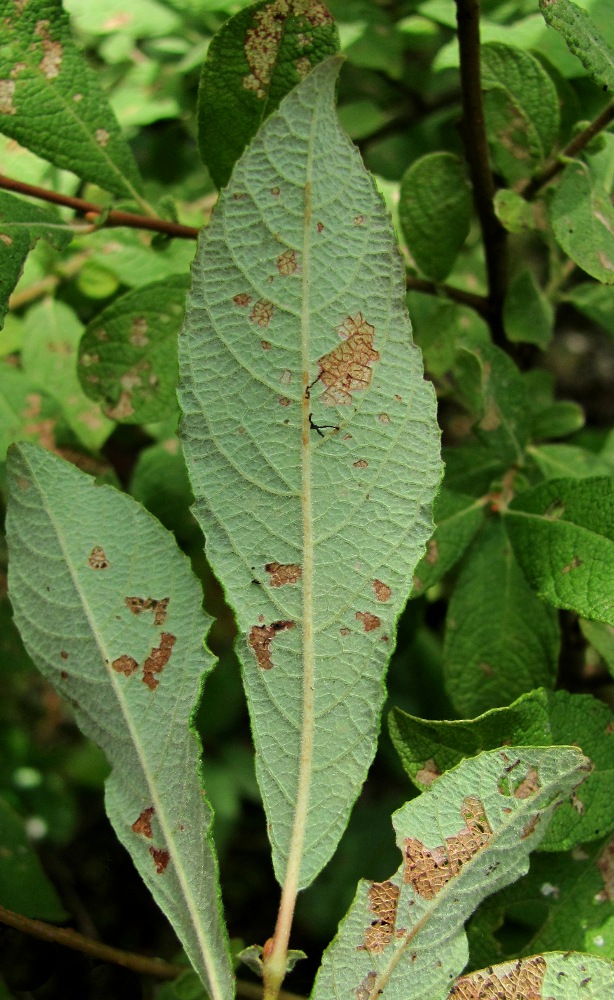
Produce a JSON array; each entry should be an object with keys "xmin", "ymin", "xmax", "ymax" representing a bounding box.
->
[
  {"xmin": 179, "ymin": 57, "xmax": 442, "ymax": 888},
  {"xmin": 447, "ymin": 951, "xmax": 614, "ymax": 999},
  {"xmin": 311, "ymin": 747, "xmax": 589, "ymax": 1000},
  {"xmin": 550, "ymin": 160, "xmax": 614, "ymax": 284},
  {"xmin": 6, "ymin": 443, "xmax": 233, "ymax": 1000}
]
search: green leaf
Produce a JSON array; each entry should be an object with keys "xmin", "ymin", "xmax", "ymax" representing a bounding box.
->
[
  {"xmin": 530, "ymin": 402, "xmax": 585, "ymax": 442},
  {"xmin": 6, "ymin": 443, "xmax": 233, "ymax": 1000},
  {"xmin": 443, "ymin": 518, "xmax": 559, "ymax": 716},
  {"xmin": 503, "ymin": 269, "xmax": 554, "ymax": 349},
  {"xmin": 0, "ymin": 796, "xmax": 67, "ymax": 921},
  {"xmin": 550, "ymin": 160, "xmax": 614, "ymax": 284},
  {"xmin": 197, "ymin": 0, "xmax": 339, "ymax": 188},
  {"xmin": 580, "ymin": 618, "xmax": 614, "ymax": 677},
  {"xmin": 21, "ymin": 299, "xmax": 113, "ymax": 451},
  {"xmin": 0, "ymin": 363, "xmax": 63, "ymax": 460},
  {"xmin": 494, "ymin": 188, "xmax": 538, "ymax": 233},
  {"xmin": 0, "ymin": 191, "xmax": 72, "ymax": 329},
  {"xmin": 566, "ymin": 281, "xmax": 614, "ymax": 337},
  {"xmin": 504, "ymin": 477, "xmax": 614, "ymax": 625},
  {"xmin": 539, "ymin": 0, "xmax": 614, "ymax": 92},
  {"xmin": 411, "ymin": 489, "xmax": 485, "ymax": 596},
  {"xmin": 0, "ymin": 0, "xmax": 143, "ymax": 199},
  {"xmin": 447, "ymin": 952, "xmax": 614, "ymax": 999},
  {"xmin": 179, "ymin": 57, "xmax": 442, "ymax": 888},
  {"xmin": 399, "ymin": 153, "xmax": 472, "ymax": 282},
  {"xmin": 78, "ymin": 276, "xmax": 188, "ymax": 423},
  {"xmin": 481, "ymin": 42, "xmax": 560, "ymax": 184},
  {"xmin": 389, "ymin": 688, "xmax": 614, "ymax": 851},
  {"xmin": 528, "ymin": 443, "xmax": 614, "ymax": 479},
  {"xmin": 310, "ymin": 746, "xmax": 589, "ymax": 1000}
]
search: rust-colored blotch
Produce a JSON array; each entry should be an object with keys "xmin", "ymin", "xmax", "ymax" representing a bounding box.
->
[{"xmin": 249, "ymin": 620, "xmax": 294, "ymax": 669}]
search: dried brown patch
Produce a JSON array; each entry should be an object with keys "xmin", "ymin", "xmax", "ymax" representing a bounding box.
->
[
  {"xmin": 415, "ymin": 758, "xmax": 441, "ymax": 787},
  {"xmin": 125, "ymin": 596, "xmax": 169, "ymax": 626},
  {"xmin": 340, "ymin": 627, "xmax": 350, "ymax": 636},
  {"xmin": 142, "ymin": 632, "xmax": 176, "ymax": 691},
  {"xmin": 354, "ymin": 215, "xmax": 366, "ymax": 226},
  {"xmin": 132, "ymin": 807, "xmax": 155, "ymax": 839},
  {"xmin": 353, "ymin": 459, "xmax": 368, "ymax": 469},
  {"xmin": 242, "ymin": 1, "xmax": 332, "ymax": 98},
  {"xmin": 316, "ymin": 221, "xmax": 324, "ymax": 233},
  {"xmin": 233, "ymin": 293, "xmax": 251, "ymax": 307},
  {"xmin": 278, "ymin": 395, "xmax": 291, "ymax": 406},
  {"xmin": 318, "ymin": 313, "xmax": 378, "ymax": 405},
  {"xmin": 513, "ymin": 767, "xmax": 540, "ymax": 800},
  {"xmin": 355, "ymin": 971, "xmax": 377, "ymax": 1000},
  {"xmin": 562, "ymin": 556, "xmax": 583, "ymax": 574},
  {"xmin": 60, "ymin": 670, "xmax": 69, "ymax": 680},
  {"xmin": 425, "ymin": 539, "xmax": 438, "ymax": 565},
  {"xmin": 35, "ymin": 20, "xmax": 63, "ymax": 79},
  {"xmin": 359, "ymin": 880, "xmax": 400, "ymax": 954},
  {"xmin": 88, "ymin": 546, "xmax": 110, "ymax": 570},
  {"xmin": 403, "ymin": 796, "xmax": 492, "ymax": 898},
  {"xmin": 373, "ymin": 579, "xmax": 392, "ymax": 602},
  {"xmin": 270, "ymin": 187, "xmax": 280, "ymax": 196},
  {"xmin": 105, "ymin": 390, "xmax": 135, "ymax": 420},
  {"xmin": 377, "ymin": 412, "xmax": 390, "ymax": 424},
  {"xmin": 448, "ymin": 955, "xmax": 546, "ymax": 999},
  {"xmin": 150, "ymin": 846, "xmax": 170, "ymax": 874},
  {"xmin": 570, "ymin": 791, "xmax": 585, "ymax": 815},
  {"xmin": 248, "ymin": 620, "xmax": 295, "ymax": 669},
  {"xmin": 277, "ymin": 248, "xmax": 298, "ymax": 275},
  {"xmin": 356, "ymin": 611, "xmax": 381, "ymax": 632},
  {"xmin": 521, "ymin": 815, "xmax": 541, "ymax": 840},
  {"xmin": 130, "ymin": 316, "xmax": 149, "ymax": 346},
  {"xmin": 265, "ymin": 562, "xmax": 302, "ymax": 587},
  {"xmin": 60, "ymin": 650, "xmax": 69, "ymax": 660},
  {"xmin": 250, "ymin": 299, "xmax": 274, "ymax": 328},
  {"xmin": 112, "ymin": 654, "xmax": 139, "ymax": 677},
  {"xmin": 0, "ymin": 80, "xmax": 16, "ymax": 115},
  {"xmin": 261, "ymin": 340, "xmax": 272, "ymax": 350}
]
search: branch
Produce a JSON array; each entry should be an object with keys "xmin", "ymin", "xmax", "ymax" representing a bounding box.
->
[
  {"xmin": 406, "ymin": 274, "xmax": 491, "ymax": 318},
  {"xmin": 518, "ymin": 99, "xmax": 614, "ymax": 201},
  {"xmin": 455, "ymin": 0, "xmax": 508, "ymax": 346},
  {"xmin": 0, "ymin": 173, "xmax": 201, "ymax": 240}
]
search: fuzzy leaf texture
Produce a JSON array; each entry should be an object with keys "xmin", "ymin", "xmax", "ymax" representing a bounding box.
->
[
  {"xmin": 179, "ymin": 56, "xmax": 442, "ymax": 889},
  {"xmin": 0, "ymin": 0, "xmax": 142, "ymax": 198},
  {"xmin": 539, "ymin": 0, "xmax": 614, "ymax": 92},
  {"xmin": 446, "ymin": 952, "xmax": 614, "ymax": 999},
  {"xmin": 6, "ymin": 443, "xmax": 233, "ymax": 1000},
  {"xmin": 310, "ymin": 746, "xmax": 590, "ymax": 1000}
]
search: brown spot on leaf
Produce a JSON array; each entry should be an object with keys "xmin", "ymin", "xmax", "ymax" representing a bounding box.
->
[
  {"xmin": 270, "ymin": 187, "xmax": 280, "ymax": 196},
  {"xmin": 278, "ymin": 396, "xmax": 291, "ymax": 406},
  {"xmin": 478, "ymin": 661, "xmax": 494, "ymax": 677},
  {"xmin": 261, "ymin": 340, "xmax": 272, "ymax": 350},
  {"xmin": 130, "ymin": 317, "xmax": 149, "ymax": 346},
  {"xmin": 373, "ymin": 579, "xmax": 392, "ymax": 602},
  {"xmin": 242, "ymin": 1, "xmax": 332, "ymax": 98},
  {"xmin": 354, "ymin": 215, "xmax": 366, "ymax": 226},
  {"xmin": 125, "ymin": 596, "xmax": 169, "ymax": 626},
  {"xmin": 403, "ymin": 796, "xmax": 492, "ymax": 898},
  {"xmin": 377, "ymin": 412, "xmax": 390, "ymax": 424},
  {"xmin": 355, "ymin": 971, "xmax": 377, "ymax": 1000},
  {"xmin": 340, "ymin": 627, "xmax": 350, "ymax": 636},
  {"xmin": 250, "ymin": 300, "xmax": 274, "ymax": 328},
  {"xmin": 88, "ymin": 546, "xmax": 110, "ymax": 570},
  {"xmin": 233, "ymin": 293, "xmax": 251, "ymax": 307},
  {"xmin": 105, "ymin": 390, "xmax": 134, "ymax": 420},
  {"xmin": 0, "ymin": 80, "xmax": 16, "ymax": 115},
  {"xmin": 521, "ymin": 815, "xmax": 541, "ymax": 840},
  {"xmin": 35, "ymin": 20, "xmax": 63, "ymax": 79},
  {"xmin": 295, "ymin": 56, "xmax": 311, "ymax": 77},
  {"xmin": 570, "ymin": 791, "xmax": 585, "ymax": 815},
  {"xmin": 276, "ymin": 248, "xmax": 298, "ymax": 275},
  {"xmin": 448, "ymin": 955, "xmax": 546, "ymax": 999},
  {"xmin": 60, "ymin": 670, "xmax": 69, "ymax": 680},
  {"xmin": 132, "ymin": 807, "xmax": 155, "ymax": 839},
  {"xmin": 513, "ymin": 767, "xmax": 540, "ymax": 799},
  {"xmin": 356, "ymin": 611, "xmax": 381, "ymax": 632},
  {"xmin": 425, "ymin": 539, "xmax": 438, "ymax": 565},
  {"xmin": 248, "ymin": 620, "xmax": 295, "ymax": 669},
  {"xmin": 142, "ymin": 632, "xmax": 176, "ymax": 691},
  {"xmin": 353, "ymin": 459, "xmax": 368, "ymax": 469},
  {"xmin": 317, "ymin": 221, "xmax": 324, "ymax": 233},
  {"xmin": 280, "ymin": 369, "xmax": 292, "ymax": 385},
  {"xmin": 265, "ymin": 562, "xmax": 302, "ymax": 587},
  {"xmin": 60, "ymin": 650, "xmax": 69, "ymax": 660},
  {"xmin": 318, "ymin": 313, "xmax": 378, "ymax": 405},
  {"xmin": 415, "ymin": 758, "xmax": 441, "ymax": 787},
  {"xmin": 562, "ymin": 556, "xmax": 583, "ymax": 574},
  {"xmin": 149, "ymin": 846, "xmax": 170, "ymax": 874},
  {"xmin": 112, "ymin": 654, "xmax": 139, "ymax": 677},
  {"xmin": 359, "ymin": 880, "xmax": 400, "ymax": 954}
]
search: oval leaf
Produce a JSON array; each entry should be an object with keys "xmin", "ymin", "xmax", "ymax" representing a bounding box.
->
[
  {"xmin": 539, "ymin": 0, "xmax": 614, "ymax": 92},
  {"xmin": 550, "ymin": 160, "xmax": 614, "ymax": 284}
]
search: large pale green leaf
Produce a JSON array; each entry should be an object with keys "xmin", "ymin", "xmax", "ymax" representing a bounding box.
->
[
  {"xmin": 6, "ymin": 443, "xmax": 233, "ymax": 1000},
  {"xmin": 0, "ymin": 0, "xmax": 143, "ymax": 199},
  {"xmin": 447, "ymin": 952, "xmax": 614, "ymax": 999},
  {"xmin": 179, "ymin": 57, "xmax": 442, "ymax": 889},
  {"xmin": 539, "ymin": 0, "xmax": 614, "ymax": 92},
  {"xmin": 310, "ymin": 746, "xmax": 589, "ymax": 1000}
]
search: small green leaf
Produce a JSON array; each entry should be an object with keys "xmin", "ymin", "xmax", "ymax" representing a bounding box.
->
[
  {"xmin": 78, "ymin": 276, "xmax": 188, "ymax": 423},
  {"xmin": 399, "ymin": 152, "xmax": 472, "ymax": 282},
  {"xmin": 443, "ymin": 518, "xmax": 560, "ymax": 716},
  {"xmin": 528, "ymin": 443, "xmax": 614, "ymax": 479},
  {"xmin": 481, "ymin": 42, "xmax": 560, "ymax": 184},
  {"xmin": 580, "ymin": 618, "xmax": 614, "ymax": 677},
  {"xmin": 530, "ymin": 401, "xmax": 585, "ymax": 442},
  {"xmin": 311, "ymin": 746, "xmax": 589, "ymax": 1000},
  {"xmin": 566, "ymin": 281, "xmax": 614, "ymax": 337},
  {"xmin": 6, "ymin": 443, "xmax": 234, "ymax": 1000},
  {"xmin": 539, "ymin": 0, "xmax": 614, "ymax": 92},
  {"xmin": 504, "ymin": 476, "xmax": 614, "ymax": 625},
  {"xmin": 494, "ymin": 189, "xmax": 538, "ymax": 233},
  {"xmin": 550, "ymin": 160, "xmax": 614, "ymax": 284},
  {"xmin": 197, "ymin": 0, "xmax": 339, "ymax": 188},
  {"xmin": 411, "ymin": 489, "xmax": 485, "ymax": 596},
  {"xmin": 503, "ymin": 269, "xmax": 554, "ymax": 349},
  {"xmin": 0, "ymin": 0, "xmax": 143, "ymax": 199},
  {"xmin": 447, "ymin": 952, "xmax": 614, "ymax": 999},
  {"xmin": 0, "ymin": 796, "xmax": 67, "ymax": 921}
]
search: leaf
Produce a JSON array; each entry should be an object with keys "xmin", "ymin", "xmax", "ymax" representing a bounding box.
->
[
  {"xmin": 481, "ymin": 42, "xmax": 560, "ymax": 184},
  {"xmin": 411, "ymin": 490, "xmax": 485, "ymax": 596},
  {"xmin": 504, "ymin": 476, "xmax": 614, "ymax": 625},
  {"xmin": 178, "ymin": 57, "xmax": 442, "ymax": 888},
  {"xmin": 0, "ymin": 363, "xmax": 64, "ymax": 460},
  {"xmin": 503, "ymin": 269, "xmax": 554, "ymax": 349},
  {"xmin": 446, "ymin": 951, "xmax": 614, "ymax": 999},
  {"xmin": 399, "ymin": 153, "xmax": 472, "ymax": 282},
  {"xmin": 310, "ymin": 746, "xmax": 589, "ymax": 1000},
  {"xmin": 0, "ymin": 796, "xmax": 67, "ymax": 921},
  {"xmin": 528, "ymin": 443, "xmax": 614, "ymax": 480},
  {"xmin": 390, "ymin": 688, "xmax": 614, "ymax": 851},
  {"xmin": 539, "ymin": 0, "xmax": 614, "ymax": 92},
  {"xmin": 581, "ymin": 618, "xmax": 614, "ymax": 677},
  {"xmin": 529, "ymin": 402, "xmax": 585, "ymax": 442},
  {"xmin": 0, "ymin": 191, "xmax": 72, "ymax": 330},
  {"xmin": 0, "ymin": 0, "xmax": 143, "ymax": 199},
  {"xmin": 78, "ymin": 276, "xmax": 188, "ymax": 423},
  {"xmin": 550, "ymin": 160, "xmax": 614, "ymax": 284},
  {"xmin": 494, "ymin": 189, "xmax": 537, "ymax": 233},
  {"xmin": 197, "ymin": 0, "xmax": 339, "ymax": 188},
  {"xmin": 443, "ymin": 518, "xmax": 559, "ymax": 716},
  {"xmin": 566, "ymin": 281, "xmax": 614, "ymax": 337},
  {"xmin": 6, "ymin": 443, "xmax": 233, "ymax": 1000}
]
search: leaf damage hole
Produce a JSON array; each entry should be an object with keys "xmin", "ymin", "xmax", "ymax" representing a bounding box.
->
[
  {"xmin": 403, "ymin": 796, "xmax": 492, "ymax": 899},
  {"xmin": 264, "ymin": 562, "xmax": 302, "ymax": 587},
  {"xmin": 356, "ymin": 611, "xmax": 381, "ymax": 632},
  {"xmin": 250, "ymin": 300, "xmax": 274, "ymax": 328},
  {"xmin": 372, "ymin": 579, "xmax": 392, "ymax": 602},
  {"xmin": 358, "ymin": 880, "xmax": 400, "ymax": 954},
  {"xmin": 125, "ymin": 596, "xmax": 169, "ymax": 626},
  {"xmin": 142, "ymin": 633, "xmax": 176, "ymax": 691},
  {"xmin": 88, "ymin": 546, "xmax": 110, "ymax": 570},
  {"xmin": 317, "ymin": 313, "xmax": 379, "ymax": 406},
  {"xmin": 248, "ymin": 620, "xmax": 295, "ymax": 669},
  {"xmin": 448, "ymin": 954, "xmax": 546, "ymax": 999},
  {"xmin": 149, "ymin": 846, "xmax": 170, "ymax": 874},
  {"xmin": 132, "ymin": 806, "xmax": 155, "ymax": 839}
]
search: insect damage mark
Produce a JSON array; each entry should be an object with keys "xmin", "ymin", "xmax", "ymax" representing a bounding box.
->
[
  {"xmin": 264, "ymin": 561, "xmax": 302, "ymax": 587},
  {"xmin": 250, "ymin": 299, "xmax": 274, "ymax": 328},
  {"xmin": 130, "ymin": 316, "xmax": 149, "ymax": 346},
  {"xmin": 403, "ymin": 796, "xmax": 492, "ymax": 899},
  {"xmin": 355, "ymin": 971, "xmax": 377, "ymax": 1000},
  {"xmin": 88, "ymin": 546, "xmax": 110, "ymax": 569},
  {"xmin": 373, "ymin": 579, "xmax": 392, "ymax": 602},
  {"xmin": 448, "ymin": 955, "xmax": 546, "ymax": 999},
  {"xmin": 35, "ymin": 20, "xmax": 63, "ymax": 80},
  {"xmin": 112, "ymin": 654, "xmax": 139, "ymax": 677},
  {"xmin": 142, "ymin": 633, "xmax": 176, "ymax": 691},
  {"xmin": 317, "ymin": 313, "xmax": 379, "ymax": 405},
  {"xmin": 132, "ymin": 806, "xmax": 155, "ymax": 839},
  {"xmin": 358, "ymin": 880, "xmax": 400, "ymax": 954},
  {"xmin": 242, "ymin": 0, "xmax": 333, "ymax": 99},
  {"xmin": 125, "ymin": 596, "xmax": 169, "ymax": 626},
  {"xmin": 415, "ymin": 758, "xmax": 441, "ymax": 787},
  {"xmin": 356, "ymin": 611, "xmax": 381, "ymax": 632},
  {"xmin": 0, "ymin": 80, "xmax": 16, "ymax": 115},
  {"xmin": 513, "ymin": 767, "xmax": 540, "ymax": 799},
  {"xmin": 249, "ymin": 620, "xmax": 295, "ymax": 669},
  {"xmin": 276, "ymin": 248, "xmax": 299, "ymax": 275},
  {"xmin": 233, "ymin": 293, "xmax": 252, "ymax": 306},
  {"xmin": 149, "ymin": 846, "xmax": 170, "ymax": 874}
]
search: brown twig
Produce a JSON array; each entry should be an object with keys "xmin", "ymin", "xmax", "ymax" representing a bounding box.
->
[
  {"xmin": 0, "ymin": 173, "xmax": 201, "ymax": 240},
  {"xmin": 518, "ymin": 99, "xmax": 614, "ymax": 201},
  {"xmin": 455, "ymin": 0, "xmax": 508, "ymax": 347},
  {"xmin": 406, "ymin": 275, "xmax": 491, "ymax": 318}
]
